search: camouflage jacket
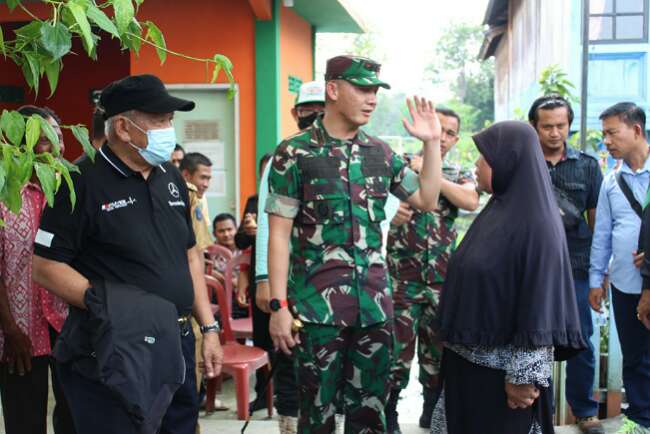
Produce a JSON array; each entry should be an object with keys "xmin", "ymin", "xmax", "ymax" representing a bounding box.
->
[
  {"xmin": 266, "ymin": 117, "xmax": 420, "ymax": 327},
  {"xmin": 387, "ymin": 163, "xmax": 474, "ymax": 301}
]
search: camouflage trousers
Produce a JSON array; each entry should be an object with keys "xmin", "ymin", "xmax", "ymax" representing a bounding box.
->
[
  {"xmin": 294, "ymin": 322, "xmax": 393, "ymax": 434},
  {"xmin": 390, "ymin": 283, "xmax": 441, "ymax": 391}
]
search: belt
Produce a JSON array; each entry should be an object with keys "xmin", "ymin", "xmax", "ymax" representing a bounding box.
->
[{"xmin": 177, "ymin": 314, "xmax": 192, "ymax": 324}]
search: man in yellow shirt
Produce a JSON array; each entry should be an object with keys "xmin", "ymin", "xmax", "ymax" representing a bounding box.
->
[{"xmin": 181, "ymin": 153, "xmax": 214, "ymax": 250}]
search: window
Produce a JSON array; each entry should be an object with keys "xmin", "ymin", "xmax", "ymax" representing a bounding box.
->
[{"xmin": 589, "ymin": 0, "xmax": 647, "ymax": 43}]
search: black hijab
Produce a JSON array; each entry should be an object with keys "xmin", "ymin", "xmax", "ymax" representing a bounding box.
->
[{"xmin": 437, "ymin": 121, "xmax": 585, "ymax": 360}]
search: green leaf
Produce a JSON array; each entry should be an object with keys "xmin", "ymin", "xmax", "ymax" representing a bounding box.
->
[
  {"xmin": 0, "ymin": 165, "xmax": 6, "ymax": 195},
  {"xmin": 210, "ymin": 63, "xmax": 221, "ymax": 84},
  {"xmin": 17, "ymin": 151, "xmax": 33, "ymax": 185},
  {"xmin": 66, "ymin": 2, "xmax": 95, "ymax": 56},
  {"xmin": 70, "ymin": 125, "xmax": 95, "ymax": 162},
  {"xmin": 134, "ymin": 0, "xmax": 144, "ymax": 6},
  {"xmin": 39, "ymin": 22, "xmax": 72, "ymax": 60},
  {"xmin": 6, "ymin": 0, "xmax": 20, "ymax": 12},
  {"xmin": 34, "ymin": 162, "xmax": 56, "ymax": 207},
  {"xmin": 55, "ymin": 161, "xmax": 76, "ymax": 210},
  {"xmin": 23, "ymin": 52, "xmax": 40, "ymax": 95},
  {"xmin": 0, "ymin": 25, "xmax": 6, "ymax": 58},
  {"xmin": 14, "ymin": 21, "xmax": 42, "ymax": 40},
  {"xmin": 44, "ymin": 59, "xmax": 61, "ymax": 97},
  {"xmin": 87, "ymin": 4, "xmax": 120, "ymax": 38},
  {"xmin": 145, "ymin": 21, "xmax": 166, "ymax": 64},
  {"xmin": 25, "ymin": 115, "xmax": 41, "ymax": 152},
  {"xmin": 112, "ymin": 0, "xmax": 135, "ymax": 35},
  {"xmin": 36, "ymin": 116, "xmax": 60, "ymax": 155},
  {"xmin": 0, "ymin": 110, "xmax": 26, "ymax": 146},
  {"xmin": 3, "ymin": 178, "xmax": 23, "ymax": 214},
  {"xmin": 124, "ymin": 20, "xmax": 142, "ymax": 55}
]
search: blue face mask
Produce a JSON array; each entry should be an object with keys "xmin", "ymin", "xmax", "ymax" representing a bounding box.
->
[{"xmin": 127, "ymin": 119, "xmax": 177, "ymax": 167}]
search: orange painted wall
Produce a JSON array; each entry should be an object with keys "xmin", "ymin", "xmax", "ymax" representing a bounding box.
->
[
  {"xmin": 279, "ymin": 6, "xmax": 313, "ymax": 139},
  {"xmin": 126, "ymin": 0, "xmax": 257, "ymax": 211}
]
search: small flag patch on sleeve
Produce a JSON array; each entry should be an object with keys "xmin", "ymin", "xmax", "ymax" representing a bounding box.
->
[{"xmin": 35, "ymin": 229, "xmax": 54, "ymax": 248}]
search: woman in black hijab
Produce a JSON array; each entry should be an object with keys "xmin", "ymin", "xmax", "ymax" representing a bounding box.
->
[{"xmin": 431, "ymin": 121, "xmax": 585, "ymax": 434}]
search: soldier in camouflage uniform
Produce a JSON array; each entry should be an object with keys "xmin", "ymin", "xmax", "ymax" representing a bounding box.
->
[
  {"xmin": 266, "ymin": 55, "xmax": 444, "ymax": 434},
  {"xmin": 385, "ymin": 108, "xmax": 479, "ymax": 434}
]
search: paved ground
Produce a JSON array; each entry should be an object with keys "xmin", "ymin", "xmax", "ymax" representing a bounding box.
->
[{"xmin": 0, "ymin": 353, "xmax": 626, "ymax": 433}]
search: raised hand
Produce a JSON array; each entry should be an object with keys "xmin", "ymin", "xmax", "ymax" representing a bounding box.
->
[{"xmin": 402, "ymin": 96, "xmax": 442, "ymax": 144}]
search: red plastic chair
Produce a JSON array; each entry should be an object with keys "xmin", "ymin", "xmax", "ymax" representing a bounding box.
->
[
  {"xmin": 205, "ymin": 244, "xmax": 234, "ymax": 276},
  {"xmin": 204, "ymin": 275, "xmax": 273, "ymax": 419},
  {"xmin": 224, "ymin": 252, "xmax": 253, "ymax": 340}
]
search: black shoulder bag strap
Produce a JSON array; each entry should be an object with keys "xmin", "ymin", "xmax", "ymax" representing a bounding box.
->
[
  {"xmin": 616, "ymin": 171, "xmax": 643, "ymax": 218},
  {"xmin": 616, "ymin": 171, "xmax": 646, "ymax": 253}
]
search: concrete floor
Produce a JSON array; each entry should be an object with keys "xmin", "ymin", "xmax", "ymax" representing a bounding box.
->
[{"xmin": 0, "ymin": 354, "xmax": 626, "ymax": 433}]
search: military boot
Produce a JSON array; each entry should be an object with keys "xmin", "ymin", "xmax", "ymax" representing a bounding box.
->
[
  {"xmin": 419, "ymin": 387, "xmax": 439, "ymax": 428},
  {"xmin": 278, "ymin": 415, "xmax": 297, "ymax": 434},
  {"xmin": 385, "ymin": 389, "xmax": 402, "ymax": 434}
]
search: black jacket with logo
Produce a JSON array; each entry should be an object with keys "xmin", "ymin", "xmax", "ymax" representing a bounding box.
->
[{"xmin": 53, "ymin": 280, "xmax": 185, "ymax": 434}]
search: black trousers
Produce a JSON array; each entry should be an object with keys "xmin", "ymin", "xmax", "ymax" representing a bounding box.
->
[
  {"xmin": 441, "ymin": 348, "xmax": 554, "ymax": 434},
  {"xmin": 0, "ymin": 356, "xmax": 49, "ymax": 434},
  {"xmin": 49, "ymin": 326, "xmax": 76, "ymax": 434}
]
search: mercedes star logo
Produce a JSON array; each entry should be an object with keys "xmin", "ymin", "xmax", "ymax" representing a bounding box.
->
[{"xmin": 168, "ymin": 182, "xmax": 180, "ymax": 198}]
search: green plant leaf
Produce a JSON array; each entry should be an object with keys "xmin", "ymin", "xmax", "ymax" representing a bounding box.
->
[
  {"xmin": 39, "ymin": 22, "xmax": 72, "ymax": 60},
  {"xmin": 55, "ymin": 161, "xmax": 76, "ymax": 210},
  {"xmin": 6, "ymin": 0, "xmax": 20, "ymax": 12},
  {"xmin": 87, "ymin": 4, "xmax": 120, "ymax": 38},
  {"xmin": 25, "ymin": 115, "xmax": 41, "ymax": 152},
  {"xmin": 123, "ymin": 19, "xmax": 143, "ymax": 55},
  {"xmin": 14, "ymin": 21, "xmax": 42, "ymax": 40},
  {"xmin": 34, "ymin": 162, "xmax": 56, "ymax": 207},
  {"xmin": 0, "ymin": 25, "xmax": 6, "ymax": 58},
  {"xmin": 0, "ymin": 110, "xmax": 26, "ymax": 146},
  {"xmin": 23, "ymin": 52, "xmax": 40, "ymax": 95},
  {"xmin": 36, "ymin": 116, "xmax": 60, "ymax": 155},
  {"xmin": 44, "ymin": 59, "xmax": 61, "ymax": 97},
  {"xmin": 0, "ymin": 165, "xmax": 6, "ymax": 196},
  {"xmin": 18, "ymin": 151, "xmax": 33, "ymax": 185},
  {"xmin": 145, "ymin": 21, "xmax": 166, "ymax": 64},
  {"xmin": 113, "ymin": 0, "xmax": 135, "ymax": 35},
  {"xmin": 70, "ymin": 125, "xmax": 95, "ymax": 162},
  {"xmin": 66, "ymin": 2, "xmax": 95, "ymax": 56},
  {"xmin": 2, "ymin": 177, "xmax": 23, "ymax": 215}
]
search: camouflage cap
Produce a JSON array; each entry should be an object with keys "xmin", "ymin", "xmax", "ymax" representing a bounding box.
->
[{"xmin": 324, "ymin": 55, "xmax": 390, "ymax": 89}]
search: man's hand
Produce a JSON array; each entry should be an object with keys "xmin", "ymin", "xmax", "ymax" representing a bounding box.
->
[
  {"xmin": 589, "ymin": 286, "xmax": 606, "ymax": 313},
  {"xmin": 256, "ymin": 281, "xmax": 271, "ymax": 313},
  {"xmin": 634, "ymin": 251, "xmax": 645, "ymax": 268},
  {"xmin": 637, "ymin": 289, "xmax": 650, "ymax": 330},
  {"xmin": 391, "ymin": 202, "xmax": 413, "ymax": 226},
  {"xmin": 236, "ymin": 286, "xmax": 248, "ymax": 308},
  {"xmin": 201, "ymin": 332, "xmax": 223, "ymax": 379},
  {"xmin": 4, "ymin": 325, "xmax": 32, "ymax": 376},
  {"xmin": 409, "ymin": 155, "xmax": 423, "ymax": 173},
  {"xmin": 243, "ymin": 213, "xmax": 258, "ymax": 237},
  {"xmin": 505, "ymin": 383, "xmax": 540, "ymax": 409},
  {"xmin": 269, "ymin": 308, "xmax": 299, "ymax": 355},
  {"xmin": 402, "ymin": 96, "xmax": 441, "ymax": 145}
]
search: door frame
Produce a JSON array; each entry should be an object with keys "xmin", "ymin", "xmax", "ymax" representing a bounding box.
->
[{"xmin": 165, "ymin": 83, "xmax": 241, "ymax": 219}]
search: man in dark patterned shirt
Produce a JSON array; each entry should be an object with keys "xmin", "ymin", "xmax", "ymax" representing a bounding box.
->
[
  {"xmin": 386, "ymin": 108, "xmax": 479, "ymax": 433},
  {"xmin": 529, "ymin": 95, "xmax": 604, "ymax": 434}
]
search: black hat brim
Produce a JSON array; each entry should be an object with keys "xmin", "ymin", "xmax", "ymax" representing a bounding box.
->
[{"xmin": 138, "ymin": 94, "xmax": 195, "ymax": 114}]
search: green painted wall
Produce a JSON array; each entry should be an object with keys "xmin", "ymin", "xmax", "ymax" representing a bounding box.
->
[{"xmin": 254, "ymin": 0, "xmax": 281, "ymax": 180}]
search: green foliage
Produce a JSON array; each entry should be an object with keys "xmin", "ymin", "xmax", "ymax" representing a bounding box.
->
[
  {"xmin": 538, "ymin": 64, "xmax": 578, "ymax": 103},
  {"xmin": 0, "ymin": 0, "xmax": 236, "ymax": 223},
  {"xmin": 427, "ymin": 23, "xmax": 494, "ymax": 132}
]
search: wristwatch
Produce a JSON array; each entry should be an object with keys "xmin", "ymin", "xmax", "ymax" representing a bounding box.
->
[
  {"xmin": 269, "ymin": 298, "xmax": 289, "ymax": 312},
  {"xmin": 200, "ymin": 321, "xmax": 221, "ymax": 334}
]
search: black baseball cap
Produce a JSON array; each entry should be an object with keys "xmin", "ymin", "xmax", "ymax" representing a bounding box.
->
[{"xmin": 99, "ymin": 74, "xmax": 195, "ymax": 119}]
